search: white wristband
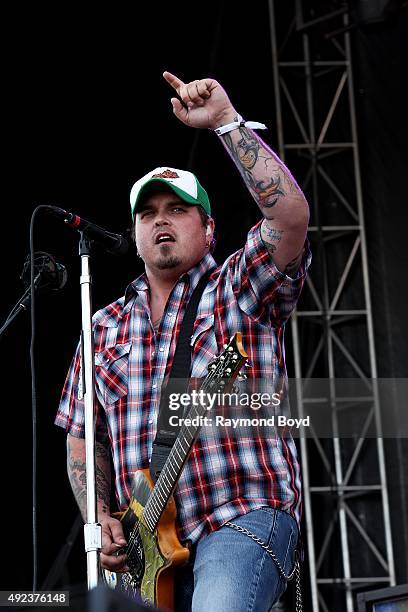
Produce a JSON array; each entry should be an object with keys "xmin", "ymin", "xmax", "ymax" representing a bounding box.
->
[{"xmin": 213, "ymin": 113, "xmax": 267, "ymax": 136}]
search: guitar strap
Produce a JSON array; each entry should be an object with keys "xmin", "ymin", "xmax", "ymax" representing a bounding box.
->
[{"xmin": 149, "ymin": 269, "xmax": 215, "ymax": 483}]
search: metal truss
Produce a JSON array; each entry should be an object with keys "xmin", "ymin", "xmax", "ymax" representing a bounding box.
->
[{"xmin": 267, "ymin": 2, "xmax": 395, "ymax": 610}]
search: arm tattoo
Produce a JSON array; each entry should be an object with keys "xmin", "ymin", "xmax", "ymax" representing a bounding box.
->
[
  {"xmin": 261, "ymin": 221, "xmax": 283, "ymax": 255},
  {"xmin": 67, "ymin": 453, "xmax": 88, "ymax": 518},
  {"xmin": 221, "ymin": 122, "xmax": 308, "ymax": 242},
  {"xmin": 263, "ymin": 225, "xmax": 283, "ymax": 242},
  {"xmin": 254, "ymin": 176, "xmax": 284, "ymax": 210},
  {"xmin": 222, "ymin": 126, "xmax": 301, "ymax": 216},
  {"xmin": 235, "ymin": 129, "xmax": 261, "ymax": 170},
  {"xmin": 96, "ymin": 441, "xmax": 110, "ymax": 462},
  {"xmin": 264, "ymin": 242, "xmax": 277, "ymax": 254},
  {"xmin": 67, "ymin": 437, "xmax": 111, "ymax": 519}
]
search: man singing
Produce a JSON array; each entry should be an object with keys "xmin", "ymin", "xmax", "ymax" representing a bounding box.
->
[{"xmin": 55, "ymin": 71, "xmax": 311, "ymax": 611}]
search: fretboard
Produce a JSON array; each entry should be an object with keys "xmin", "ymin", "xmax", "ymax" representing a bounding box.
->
[{"xmin": 142, "ymin": 380, "xmax": 213, "ymax": 532}]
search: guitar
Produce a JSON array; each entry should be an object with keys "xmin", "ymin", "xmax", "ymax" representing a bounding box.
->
[{"xmin": 102, "ymin": 332, "xmax": 248, "ymax": 610}]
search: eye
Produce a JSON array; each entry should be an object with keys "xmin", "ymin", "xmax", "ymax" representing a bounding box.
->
[
  {"xmin": 140, "ymin": 210, "xmax": 153, "ymax": 219},
  {"xmin": 172, "ymin": 207, "xmax": 185, "ymax": 213}
]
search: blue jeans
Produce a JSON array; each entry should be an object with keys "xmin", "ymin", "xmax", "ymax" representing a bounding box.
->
[{"xmin": 174, "ymin": 508, "xmax": 298, "ymax": 612}]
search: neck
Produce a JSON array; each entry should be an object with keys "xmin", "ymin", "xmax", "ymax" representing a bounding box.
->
[
  {"xmin": 144, "ymin": 251, "xmax": 210, "ymax": 300},
  {"xmin": 145, "ymin": 266, "xmax": 183, "ymax": 302}
]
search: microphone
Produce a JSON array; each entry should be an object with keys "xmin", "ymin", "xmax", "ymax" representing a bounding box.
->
[
  {"xmin": 48, "ymin": 206, "xmax": 130, "ymax": 255},
  {"xmin": 0, "ymin": 251, "xmax": 68, "ymax": 338},
  {"xmin": 21, "ymin": 251, "xmax": 68, "ymax": 292}
]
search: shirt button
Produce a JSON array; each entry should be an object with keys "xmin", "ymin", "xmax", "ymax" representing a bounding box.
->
[
  {"xmin": 168, "ymin": 313, "xmax": 174, "ymax": 317},
  {"xmin": 159, "ymin": 347, "xmax": 164, "ymax": 352},
  {"xmin": 148, "ymin": 419, "xmax": 153, "ymax": 424},
  {"xmin": 151, "ymin": 351, "xmax": 155, "ymax": 357},
  {"xmin": 152, "ymin": 383, "xmax": 157, "ymax": 389}
]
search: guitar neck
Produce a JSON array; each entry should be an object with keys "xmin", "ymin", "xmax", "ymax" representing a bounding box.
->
[
  {"xmin": 141, "ymin": 333, "xmax": 247, "ymax": 533},
  {"xmin": 142, "ymin": 388, "xmax": 210, "ymax": 531}
]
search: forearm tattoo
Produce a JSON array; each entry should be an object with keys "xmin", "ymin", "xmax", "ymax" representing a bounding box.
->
[
  {"xmin": 67, "ymin": 437, "xmax": 111, "ymax": 519},
  {"xmin": 221, "ymin": 123, "xmax": 307, "ymax": 274},
  {"xmin": 222, "ymin": 125, "xmax": 302, "ymax": 218}
]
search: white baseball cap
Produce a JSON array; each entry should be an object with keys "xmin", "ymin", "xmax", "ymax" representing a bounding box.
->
[{"xmin": 130, "ymin": 167, "xmax": 211, "ymax": 218}]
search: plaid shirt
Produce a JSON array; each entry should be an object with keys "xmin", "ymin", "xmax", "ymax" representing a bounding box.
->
[{"xmin": 56, "ymin": 220, "xmax": 311, "ymax": 545}]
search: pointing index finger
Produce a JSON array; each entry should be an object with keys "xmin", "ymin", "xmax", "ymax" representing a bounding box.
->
[{"xmin": 163, "ymin": 70, "xmax": 185, "ymax": 93}]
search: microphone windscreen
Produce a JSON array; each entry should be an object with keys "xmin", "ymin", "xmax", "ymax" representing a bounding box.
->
[{"xmin": 21, "ymin": 251, "xmax": 68, "ymax": 291}]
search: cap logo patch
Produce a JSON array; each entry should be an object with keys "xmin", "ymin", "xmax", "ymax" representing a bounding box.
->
[{"xmin": 152, "ymin": 169, "xmax": 179, "ymax": 179}]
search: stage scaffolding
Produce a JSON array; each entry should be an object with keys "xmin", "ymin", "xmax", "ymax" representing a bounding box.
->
[{"xmin": 267, "ymin": 2, "xmax": 395, "ymax": 610}]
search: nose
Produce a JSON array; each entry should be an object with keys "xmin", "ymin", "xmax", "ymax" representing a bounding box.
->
[{"xmin": 154, "ymin": 215, "xmax": 171, "ymax": 227}]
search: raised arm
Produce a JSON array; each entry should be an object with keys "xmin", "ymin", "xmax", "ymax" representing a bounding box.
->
[
  {"xmin": 163, "ymin": 71, "xmax": 309, "ymax": 274},
  {"xmin": 219, "ymin": 125, "xmax": 309, "ymax": 275}
]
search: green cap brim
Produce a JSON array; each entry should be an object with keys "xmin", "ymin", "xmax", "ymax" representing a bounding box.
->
[{"xmin": 131, "ymin": 178, "xmax": 211, "ymax": 218}]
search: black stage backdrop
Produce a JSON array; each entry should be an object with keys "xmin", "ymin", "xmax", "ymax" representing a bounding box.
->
[
  {"xmin": 353, "ymin": 9, "xmax": 408, "ymax": 582},
  {"xmin": 2, "ymin": 0, "xmax": 408, "ymax": 600}
]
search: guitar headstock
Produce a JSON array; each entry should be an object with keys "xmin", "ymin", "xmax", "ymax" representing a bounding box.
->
[{"xmin": 206, "ymin": 332, "xmax": 248, "ymax": 392}]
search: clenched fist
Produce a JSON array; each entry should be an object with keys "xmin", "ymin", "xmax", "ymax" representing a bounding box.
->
[{"xmin": 163, "ymin": 71, "xmax": 237, "ymax": 130}]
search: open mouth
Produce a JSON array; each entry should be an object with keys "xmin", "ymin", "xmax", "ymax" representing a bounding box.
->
[{"xmin": 154, "ymin": 232, "xmax": 176, "ymax": 245}]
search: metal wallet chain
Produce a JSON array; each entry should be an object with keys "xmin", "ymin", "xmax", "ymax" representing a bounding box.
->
[{"xmin": 225, "ymin": 521, "xmax": 303, "ymax": 612}]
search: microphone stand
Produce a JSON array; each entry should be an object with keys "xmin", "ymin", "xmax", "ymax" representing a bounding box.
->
[
  {"xmin": 0, "ymin": 251, "xmax": 67, "ymax": 340},
  {"xmin": 0, "ymin": 274, "xmax": 41, "ymax": 338},
  {"xmin": 79, "ymin": 232, "xmax": 102, "ymax": 589}
]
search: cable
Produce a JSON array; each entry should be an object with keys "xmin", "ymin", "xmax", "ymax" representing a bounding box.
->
[
  {"xmin": 4, "ymin": 286, "xmax": 31, "ymax": 323},
  {"xmin": 29, "ymin": 205, "xmax": 55, "ymax": 591},
  {"xmin": 2, "ymin": 276, "xmax": 42, "ymax": 329}
]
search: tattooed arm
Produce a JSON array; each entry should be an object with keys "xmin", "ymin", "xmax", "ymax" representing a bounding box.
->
[
  {"xmin": 162, "ymin": 71, "xmax": 309, "ymax": 274},
  {"xmin": 220, "ymin": 123, "xmax": 309, "ymax": 275},
  {"xmin": 67, "ymin": 433, "xmax": 128, "ymax": 571},
  {"xmin": 67, "ymin": 433, "xmax": 112, "ymax": 519}
]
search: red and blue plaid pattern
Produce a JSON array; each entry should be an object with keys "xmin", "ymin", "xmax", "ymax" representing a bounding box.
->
[{"xmin": 55, "ymin": 220, "xmax": 311, "ymax": 544}]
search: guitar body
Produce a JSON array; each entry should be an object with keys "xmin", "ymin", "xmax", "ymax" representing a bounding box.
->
[{"xmin": 103, "ymin": 468, "xmax": 189, "ymax": 610}]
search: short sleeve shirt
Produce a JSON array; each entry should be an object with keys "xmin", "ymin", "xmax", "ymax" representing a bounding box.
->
[{"xmin": 55, "ymin": 220, "xmax": 311, "ymax": 544}]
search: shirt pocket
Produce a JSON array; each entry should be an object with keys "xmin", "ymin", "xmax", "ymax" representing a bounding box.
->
[{"xmin": 94, "ymin": 342, "xmax": 131, "ymax": 407}]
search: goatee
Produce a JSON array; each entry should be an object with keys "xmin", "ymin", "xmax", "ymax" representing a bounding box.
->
[
  {"xmin": 155, "ymin": 245, "xmax": 182, "ymax": 270},
  {"xmin": 156, "ymin": 256, "xmax": 182, "ymax": 270}
]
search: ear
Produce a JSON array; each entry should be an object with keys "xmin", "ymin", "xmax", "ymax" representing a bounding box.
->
[{"xmin": 205, "ymin": 216, "xmax": 215, "ymax": 238}]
